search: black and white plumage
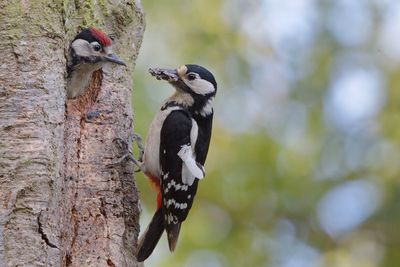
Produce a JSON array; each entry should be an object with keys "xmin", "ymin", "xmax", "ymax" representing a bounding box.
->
[
  {"xmin": 136, "ymin": 64, "xmax": 217, "ymax": 262},
  {"xmin": 66, "ymin": 27, "xmax": 126, "ymax": 99}
]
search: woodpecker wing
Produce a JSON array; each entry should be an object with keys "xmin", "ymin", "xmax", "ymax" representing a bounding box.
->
[{"xmin": 159, "ymin": 110, "xmax": 201, "ymax": 250}]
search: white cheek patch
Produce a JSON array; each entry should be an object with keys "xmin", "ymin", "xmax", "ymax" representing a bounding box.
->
[
  {"xmin": 183, "ymin": 78, "xmax": 215, "ymax": 95},
  {"xmin": 71, "ymin": 39, "xmax": 92, "ymax": 57}
]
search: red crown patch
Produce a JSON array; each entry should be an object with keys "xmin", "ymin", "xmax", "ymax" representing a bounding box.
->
[{"xmin": 90, "ymin": 27, "xmax": 112, "ymax": 47}]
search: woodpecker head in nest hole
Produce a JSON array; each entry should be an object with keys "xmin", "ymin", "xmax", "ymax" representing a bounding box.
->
[
  {"xmin": 149, "ymin": 64, "xmax": 217, "ymax": 117},
  {"xmin": 66, "ymin": 27, "xmax": 126, "ymax": 99}
]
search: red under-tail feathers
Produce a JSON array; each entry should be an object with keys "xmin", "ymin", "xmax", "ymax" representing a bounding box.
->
[{"xmin": 147, "ymin": 173, "xmax": 162, "ymax": 209}]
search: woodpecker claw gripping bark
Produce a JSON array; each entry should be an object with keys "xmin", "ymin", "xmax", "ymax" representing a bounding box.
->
[{"xmin": 107, "ymin": 134, "xmax": 145, "ymax": 172}]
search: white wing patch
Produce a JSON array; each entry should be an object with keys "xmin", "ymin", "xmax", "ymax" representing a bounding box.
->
[
  {"xmin": 179, "ymin": 118, "xmax": 205, "ymax": 185},
  {"xmin": 178, "ymin": 145, "xmax": 205, "ymax": 185},
  {"xmin": 181, "ymin": 162, "xmax": 196, "ymax": 186},
  {"xmin": 190, "ymin": 119, "xmax": 199, "ymax": 151}
]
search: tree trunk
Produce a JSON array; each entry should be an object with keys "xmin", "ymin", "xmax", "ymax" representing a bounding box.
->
[{"xmin": 0, "ymin": 1, "xmax": 145, "ymax": 266}]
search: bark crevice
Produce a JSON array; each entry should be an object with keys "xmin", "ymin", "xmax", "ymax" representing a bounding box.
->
[{"xmin": 37, "ymin": 211, "xmax": 58, "ymax": 249}]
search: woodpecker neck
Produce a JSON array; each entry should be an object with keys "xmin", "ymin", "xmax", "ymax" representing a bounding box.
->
[
  {"xmin": 190, "ymin": 96, "xmax": 214, "ymax": 118},
  {"xmin": 162, "ymin": 91, "xmax": 214, "ymax": 118},
  {"xmin": 162, "ymin": 92, "xmax": 194, "ymax": 109},
  {"xmin": 66, "ymin": 62, "xmax": 103, "ymax": 98}
]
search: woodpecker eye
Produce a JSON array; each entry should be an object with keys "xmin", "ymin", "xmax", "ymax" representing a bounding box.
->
[
  {"xmin": 187, "ymin": 73, "xmax": 197, "ymax": 81},
  {"xmin": 91, "ymin": 42, "xmax": 102, "ymax": 52}
]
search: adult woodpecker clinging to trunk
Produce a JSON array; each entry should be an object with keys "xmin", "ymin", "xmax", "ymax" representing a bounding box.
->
[
  {"xmin": 66, "ymin": 27, "xmax": 126, "ymax": 99},
  {"xmin": 136, "ymin": 64, "xmax": 217, "ymax": 262}
]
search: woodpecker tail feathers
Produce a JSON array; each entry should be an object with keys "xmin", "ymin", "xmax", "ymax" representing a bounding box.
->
[
  {"xmin": 136, "ymin": 208, "xmax": 165, "ymax": 262},
  {"xmin": 166, "ymin": 222, "xmax": 181, "ymax": 252}
]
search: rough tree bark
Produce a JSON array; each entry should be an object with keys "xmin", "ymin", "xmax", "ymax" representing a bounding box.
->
[{"xmin": 0, "ymin": 1, "xmax": 145, "ymax": 266}]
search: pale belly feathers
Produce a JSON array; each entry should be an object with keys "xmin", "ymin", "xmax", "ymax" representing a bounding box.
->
[{"xmin": 143, "ymin": 106, "xmax": 181, "ymax": 177}]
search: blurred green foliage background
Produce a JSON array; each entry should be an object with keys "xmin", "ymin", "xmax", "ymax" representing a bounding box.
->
[{"xmin": 132, "ymin": 0, "xmax": 400, "ymax": 266}]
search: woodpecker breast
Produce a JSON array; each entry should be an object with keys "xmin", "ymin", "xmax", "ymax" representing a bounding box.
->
[{"xmin": 143, "ymin": 106, "xmax": 182, "ymax": 177}]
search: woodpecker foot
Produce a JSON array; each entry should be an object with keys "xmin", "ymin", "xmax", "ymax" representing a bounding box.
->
[
  {"xmin": 132, "ymin": 133, "xmax": 144, "ymax": 162},
  {"xmin": 107, "ymin": 137, "xmax": 144, "ymax": 172}
]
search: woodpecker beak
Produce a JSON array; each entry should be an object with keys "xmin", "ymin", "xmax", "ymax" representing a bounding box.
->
[
  {"xmin": 149, "ymin": 67, "xmax": 179, "ymax": 82},
  {"xmin": 104, "ymin": 54, "xmax": 126, "ymax": 66}
]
